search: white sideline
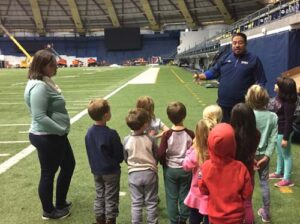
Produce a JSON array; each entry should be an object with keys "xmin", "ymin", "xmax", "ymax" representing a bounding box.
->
[{"xmin": 0, "ymin": 68, "xmax": 157, "ymax": 175}]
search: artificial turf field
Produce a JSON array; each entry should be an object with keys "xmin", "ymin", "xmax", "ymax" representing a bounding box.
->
[{"xmin": 0, "ymin": 66, "xmax": 299, "ymax": 223}]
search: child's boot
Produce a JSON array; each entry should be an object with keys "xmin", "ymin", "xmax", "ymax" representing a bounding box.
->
[
  {"xmin": 96, "ymin": 214, "xmax": 106, "ymax": 224},
  {"xmin": 106, "ymin": 218, "xmax": 116, "ymax": 224}
]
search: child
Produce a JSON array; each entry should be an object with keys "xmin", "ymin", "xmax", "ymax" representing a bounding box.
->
[
  {"xmin": 202, "ymin": 104, "xmax": 223, "ymax": 124},
  {"xmin": 269, "ymin": 77, "xmax": 297, "ymax": 187},
  {"xmin": 230, "ymin": 103, "xmax": 261, "ymax": 224},
  {"xmin": 136, "ymin": 96, "xmax": 169, "ymax": 138},
  {"xmin": 124, "ymin": 108, "xmax": 159, "ymax": 224},
  {"xmin": 198, "ymin": 123, "xmax": 253, "ymax": 224},
  {"xmin": 85, "ymin": 99, "xmax": 124, "ymax": 224},
  {"xmin": 245, "ymin": 85, "xmax": 278, "ymax": 223},
  {"xmin": 183, "ymin": 105, "xmax": 222, "ymax": 224},
  {"xmin": 158, "ymin": 101, "xmax": 194, "ymax": 224},
  {"xmin": 183, "ymin": 119, "xmax": 215, "ymax": 224}
]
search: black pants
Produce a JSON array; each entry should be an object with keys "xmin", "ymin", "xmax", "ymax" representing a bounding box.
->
[
  {"xmin": 189, "ymin": 208, "xmax": 209, "ymax": 224},
  {"xmin": 29, "ymin": 133, "xmax": 76, "ymax": 213},
  {"xmin": 220, "ymin": 105, "xmax": 233, "ymax": 123}
]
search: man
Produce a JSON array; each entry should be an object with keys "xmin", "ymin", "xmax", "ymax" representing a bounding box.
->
[{"xmin": 196, "ymin": 33, "xmax": 267, "ymax": 122}]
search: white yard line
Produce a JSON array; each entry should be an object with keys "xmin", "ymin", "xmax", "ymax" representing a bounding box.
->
[
  {"xmin": 128, "ymin": 67, "xmax": 160, "ymax": 84},
  {"xmin": 0, "ymin": 68, "xmax": 156, "ymax": 174},
  {"xmin": 66, "ymin": 107, "xmax": 85, "ymax": 110},
  {"xmin": 18, "ymin": 131, "xmax": 29, "ymax": 134},
  {"xmin": 119, "ymin": 192, "xmax": 127, "ymax": 196},
  {"xmin": 0, "ymin": 103, "xmax": 25, "ymax": 105},
  {"xmin": 56, "ymin": 75, "xmax": 77, "ymax": 79},
  {"xmin": 72, "ymin": 103, "xmax": 88, "ymax": 106},
  {"xmin": 0, "ymin": 141, "xmax": 30, "ymax": 144},
  {"xmin": 0, "ymin": 124, "xmax": 29, "ymax": 127},
  {"xmin": 0, "ymin": 154, "xmax": 10, "ymax": 157},
  {"xmin": 67, "ymin": 100, "xmax": 90, "ymax": 103}
]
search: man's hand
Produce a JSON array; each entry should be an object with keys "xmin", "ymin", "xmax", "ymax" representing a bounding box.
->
[{"xmin": 196, "ymin": 73, "xmax": 207, "ymax": 80}]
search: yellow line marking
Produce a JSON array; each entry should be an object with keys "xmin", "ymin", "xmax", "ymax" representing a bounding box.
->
[
  {"xmin": 171, "ymin": 69, "xmax": 185, "ymax": 83},
  {"xmin": 170, "ymin": 68, "xmax": 208, "ymax": 107}
]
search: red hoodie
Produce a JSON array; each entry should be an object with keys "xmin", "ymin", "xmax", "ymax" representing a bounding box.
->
[{"xmin": 198, "ymin": 123, "xmax": 253, "ymax": 224}]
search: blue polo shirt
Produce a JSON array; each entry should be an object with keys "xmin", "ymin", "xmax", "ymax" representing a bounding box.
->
[{"xmin": 205, "ymin": 52, "xmax": 267, "ymax": 107}]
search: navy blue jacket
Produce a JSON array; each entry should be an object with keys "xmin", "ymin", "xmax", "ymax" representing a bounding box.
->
[
  {"xmin": 205, "ymin": 51, "xmax": 267, "ymax": 107},
  {"xmin": 85, "ymin": 125, "xmax": 124, "ymax": 175}
]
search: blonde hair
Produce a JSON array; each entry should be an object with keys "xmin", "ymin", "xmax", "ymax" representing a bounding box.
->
[
  {"xmin": 245, "ymin": 84, "xmax": 269, "ymax": 110},
  {"xmin": 193, "ymin": 118, "xmax": 216, "ymax": 164},
  {"xmin": 88, "ymin": 98, "xmax": 110, "ymax": 121},
  {"xmin": 136, "ymin": 96, "xmax": 155, "ymax": 119},
  {"xmin": 202, "ymin": 105, "xmax": 223, "ymax": 124}
]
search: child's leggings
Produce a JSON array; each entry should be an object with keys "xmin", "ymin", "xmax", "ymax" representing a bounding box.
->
[{"xmin": 276, "ymin": 134, "xmax": 292, "ymax": 180}]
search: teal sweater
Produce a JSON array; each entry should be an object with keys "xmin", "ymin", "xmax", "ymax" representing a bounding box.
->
[
  {"xmin": 24, "ymin": 80, "xmax": 70, "ymax": 135},
  {"xmin": 254, "ymin": 110, "xmax": 278, "ymax": 157}
]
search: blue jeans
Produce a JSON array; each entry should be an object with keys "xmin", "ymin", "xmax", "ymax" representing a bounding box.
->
[{"xmin": 29, "ymin": 133, "xmax": 76, "ymax": 213}]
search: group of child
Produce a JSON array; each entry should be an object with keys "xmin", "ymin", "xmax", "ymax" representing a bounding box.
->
[{"xmin": 84, "ymin": 76, "xmax": 297, "ymax": 224}]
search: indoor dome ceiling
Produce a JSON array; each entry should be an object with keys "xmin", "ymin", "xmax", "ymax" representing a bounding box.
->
[{"xmin": 0, "ymin": 0, "xmax": 272, "ymax": 34}]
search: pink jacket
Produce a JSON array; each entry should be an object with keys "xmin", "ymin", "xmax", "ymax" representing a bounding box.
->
[{"xmin": 183, "ymin": 147, "xmax": 208, "ymax": 215}]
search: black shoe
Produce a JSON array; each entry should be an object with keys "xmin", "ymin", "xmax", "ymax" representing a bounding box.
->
[
  {"xmin": 42, "ymin": 208, "xmax": 70, "ymax": 220},
  {"xmin": 56, "ymin": 201, "xmax": 72, "ymax": 210}
]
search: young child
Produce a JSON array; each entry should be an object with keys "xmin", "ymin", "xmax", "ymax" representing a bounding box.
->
[
  {"xmin": 245, "ymin": 85, "xmax": 278, "ymax": 223},
  {"xmin": 202, "ymin": 104, "xmax": 223, "ymax": 124},
  {"xmin": 85, "ymin": 99, "xmax": 124, "ymax": 224},
  {"xmin": 183, "ymin": 105, "xmax": 222, "ymax": 224},
  {"xmin": 198, "ymin": 123, "xmax": 253, "ymax": 224},
  {"xmin": 230, "ymin": 103, "xmax": 261, "ymax": 224},
  {"xmin": 158, "ymin": 101, "xmax": 194, "ymax": 224},
  {"xmin": 123, "ymin": 108, "xmax": 159, "ymax": 224},
  {"xmin": 268, "ymin": 77, "xmax": 297, "ymax": 187},
  {"xmin": 136, "ymin": 96, "xmax": 169, "ymax": 138},
  {"xmin": 183, "ymin": 119, "xmax": 216, "ymax": 224}
]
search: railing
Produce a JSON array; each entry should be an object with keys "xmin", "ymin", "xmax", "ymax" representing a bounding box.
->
[{"xmin": 177, "ymin": 0, "xmax": 300, "ymax": 59}]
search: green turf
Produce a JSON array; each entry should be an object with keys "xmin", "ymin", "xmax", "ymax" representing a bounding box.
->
[{"xmin": 0, "ymin": 66, "xmax": 299, "ymax": 223}]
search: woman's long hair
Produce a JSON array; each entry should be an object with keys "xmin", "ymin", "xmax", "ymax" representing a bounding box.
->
[{"xmin": 230, "ymin": 103, "xmax": 258, "ymax": 168}]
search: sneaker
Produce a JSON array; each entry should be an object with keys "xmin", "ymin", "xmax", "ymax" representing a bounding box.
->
[
  {"xmin": 257, "ymin": 208, "xmax": 270, "ymax": 223},
  {"xmin": 56, "ymin": 201, "xmax": 72, "ymax": 210},
  {"xmin": 274, "ymin": 179, "xmax": 295, "ymax": 187},
  {"xmin": 42, "ymin": 208, "xmax": 70, "ymax": 220},
  {"xmin": 269, "ymin": 172, "xmax": 283, "ymax": 179}
]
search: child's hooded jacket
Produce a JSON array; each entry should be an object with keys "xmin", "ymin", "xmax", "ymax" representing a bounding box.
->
[{"xmin": 198, "ymin": 123, "xmax": 253, "ymax": 224}]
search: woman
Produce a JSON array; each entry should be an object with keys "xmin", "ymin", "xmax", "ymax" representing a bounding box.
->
[{"xmin": 24, "ymin": 49, "xmax": 75, "ymax": 220}]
